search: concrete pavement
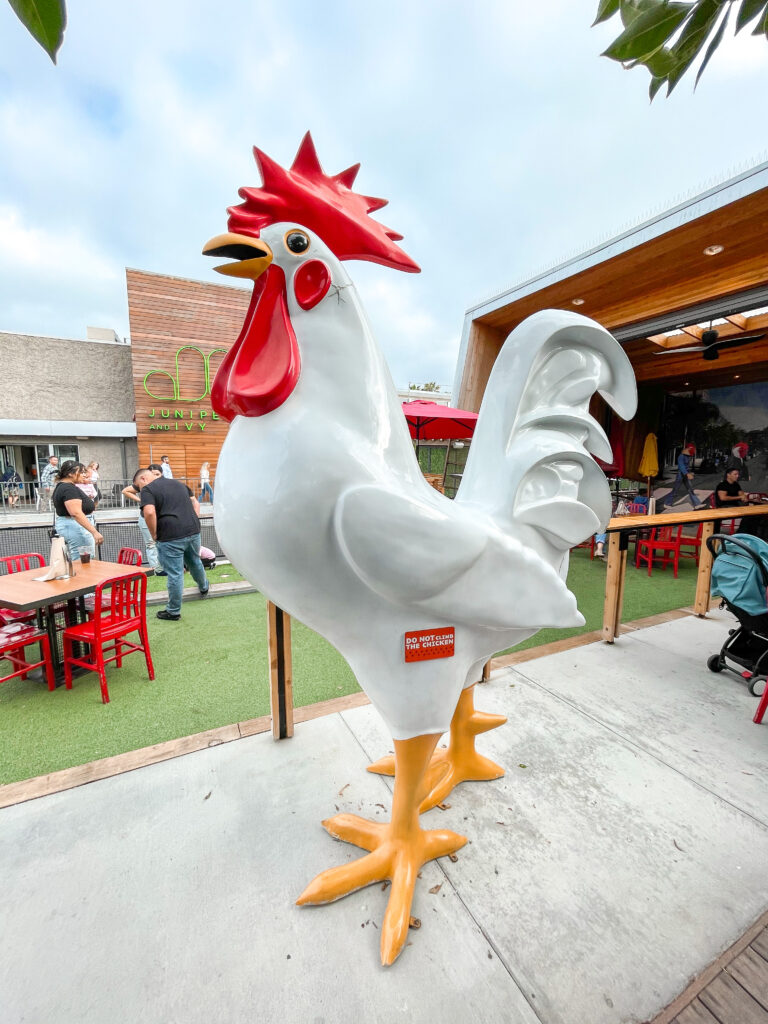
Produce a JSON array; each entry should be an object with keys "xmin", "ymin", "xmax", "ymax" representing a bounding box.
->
[{"xmin": 2, "ymin": 609, "xmax": 766, "ymax": 1024}]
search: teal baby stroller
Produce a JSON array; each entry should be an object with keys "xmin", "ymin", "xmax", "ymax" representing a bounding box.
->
[{"xmin": 707, "ymin": 533, "xmax": 768, "ymax": 697}]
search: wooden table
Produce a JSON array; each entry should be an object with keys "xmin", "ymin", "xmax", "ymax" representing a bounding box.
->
[
  {"xmin": 601, "ymin": 504, "xmax": 768, "ymax": 643},
  {"xmin": 0, "ymin": 560, "xmax": 150, "ymax": 680}
]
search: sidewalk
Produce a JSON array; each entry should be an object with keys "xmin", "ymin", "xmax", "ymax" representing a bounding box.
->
[
  {"xmin": 1, "ymin": 609, "xmax": 766, "ymax": 1024},
  {"xmin": 0, "ymin": 506, "xmax": 215, "ymax": 526}
]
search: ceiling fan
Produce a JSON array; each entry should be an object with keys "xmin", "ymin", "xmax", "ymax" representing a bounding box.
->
[{"xmin": 653, "ymin": 326, "xmax": 767, "ymax": 361}]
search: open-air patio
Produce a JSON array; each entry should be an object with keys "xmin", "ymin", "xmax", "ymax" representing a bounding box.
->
[
  {"xmin": 2, "ymin": 607, "xmax": 766, "ymax": 1024},
  {"xmin": 0, "ymin": 546, "xmax": 713, "ymax": 788},
  {"xmin": 3, "ymin": 11, "xmax": 768, "ymax": 1021}
]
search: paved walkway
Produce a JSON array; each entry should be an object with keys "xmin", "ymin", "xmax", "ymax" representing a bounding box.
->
[{"xmin": 1, "ymin": 610, "xmax": 766, "ymax": 1024}]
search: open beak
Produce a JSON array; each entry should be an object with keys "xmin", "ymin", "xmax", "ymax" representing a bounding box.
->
[{"xmin": 202, "ymin": 232, "xmax": 273, "ymax": 281}]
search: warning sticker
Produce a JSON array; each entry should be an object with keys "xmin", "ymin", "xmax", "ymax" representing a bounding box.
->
[{"xmin": 404, "ymin": 627, "xmax": 455, "ymax": 662}]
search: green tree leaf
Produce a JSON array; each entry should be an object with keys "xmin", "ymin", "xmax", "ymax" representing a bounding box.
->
[
  {"xmin": 751, "ymin": 5, "xmax": 768, "ymax": 34},
  {"xmin": 619, "ymin": 0, "xmax": 663, "ymax": 28},
  {"xmin": 736, "ymin": 0, "xmax": 768, "ymax": 33},
  {"xmin": 629, "ymin": 44, "xmax": 680, "ymax": 73},
  {"xmin": 604, "ymin": 2, "xmax": 694, "ymax": 62},
  {"xmin": 648, "ymin": 74, "xmax": 668, "ymax": 98},
  {"xmin": 695, "ymin": 3, "xmax": 731, "ymax": 84},
  {"xmin": 8, "ymin": 0, "xmax": 66, "ymax": 62},
  {"xmin": 665, "ymin": 0, "xmax": 723, "ymax": 92},
  {"xmin": 593, "ymin": 0, "xmax": 621, "ymax": 26}
]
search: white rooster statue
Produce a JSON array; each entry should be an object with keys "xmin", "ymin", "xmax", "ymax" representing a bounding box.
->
[{"xmin": 203, "ymin": 133, "xmax": 636, "ymax": 965}]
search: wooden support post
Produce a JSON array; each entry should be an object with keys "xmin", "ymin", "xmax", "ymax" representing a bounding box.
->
[
  {"xmin": 267, "ymin": 602, "xmax": 294, "ymax": 740},
  {"xmin": 481, "ymin": 659, "xmax": 492, "ymax": 681},
  {"xmin": 694, "ymin": 521, "xmax": 716, "ymax": 618},
  {"xmin": 602, "ymin": 531, "xmax": 628, "ymax": 643}
]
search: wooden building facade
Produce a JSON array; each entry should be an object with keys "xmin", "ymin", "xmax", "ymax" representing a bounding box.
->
[
  {"xmin": 126, "ymin": 269, "xmax": 251, "ymax": 483},
  {"xmin": 453, "ymin": 160, "xmax": 768, "ymax": 479}
]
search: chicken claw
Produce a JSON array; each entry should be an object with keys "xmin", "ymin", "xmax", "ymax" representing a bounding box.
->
[
  {"xmin": 296, "ymin": 734, "xmax": 467, "ymax": 965},
  {"xmin": 367, "ymin": 684, "xmax": 506, "ymax": 812}
]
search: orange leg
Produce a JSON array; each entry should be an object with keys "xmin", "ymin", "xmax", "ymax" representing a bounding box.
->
[
  {"xmin": 367, "ymin": 684, "xmax": 506, "ymax": 812},
  {"xmin": 297, "ymin": 733, "xmax": 466, "ymax": 965}
]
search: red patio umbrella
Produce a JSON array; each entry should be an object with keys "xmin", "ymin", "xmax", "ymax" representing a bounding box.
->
[
  {"xmin": 595, "ymin": 418, "xmax": 625, "ymax": 478},
  {"xmin": 401, "ymin": 400, "xmax": 478, "ymax": 445}
]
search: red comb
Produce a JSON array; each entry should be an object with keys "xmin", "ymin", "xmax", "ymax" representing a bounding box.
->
[{"xmin": 227, "ymin": 133, "xmax": 419, "ymax": 274}]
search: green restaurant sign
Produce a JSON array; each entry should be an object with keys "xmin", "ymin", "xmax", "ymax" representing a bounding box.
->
[{"xmin": 143, "ymin": 344, "xmax": 226, "ymax": 431}]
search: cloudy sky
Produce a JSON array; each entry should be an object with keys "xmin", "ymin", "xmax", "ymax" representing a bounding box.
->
[{"xmin": 1, "ymin": 1, "xmax": 767, "ymax": 391}]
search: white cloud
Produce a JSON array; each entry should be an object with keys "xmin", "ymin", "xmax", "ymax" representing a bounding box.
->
[
  {"xmin": 0, "ymin": 0, "xmax": 767, "ymax": 383},
  {"xmin": 0, "ymin": 205, "xmax": 119, "ymax": 282}
]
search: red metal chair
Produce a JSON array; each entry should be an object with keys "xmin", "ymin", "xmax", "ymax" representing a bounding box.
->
[
  {"xmin": 626, "ymin": 502, "xmax": 648, "ymax": 515},
  {"xmin": 636, "ymin": 525, "xmax": 682, "ymax": 577},
  {"xmin": 62, "ymin": 572, "xmax": 154, "ymax": 703},
  {"xmin": 117, "ymin": 547, "xmax": 143, "ymax": 566},
  {"xmin": 755, "ymin": 682, "xmax": 768, "ymax": 725},
  {"xmin": 708, "ymin": 492, "xmax": 737, "ymax": 534},
  {"xmin": 678, "ymin": 523, "xmax": 704, "ymax": 566},
  {"xmin": 0, "ymin": 553, "xmax": 45, "ymax": 625},
  {"xmin": 0, "ymin": 622, "xmax": 55, "ymax": 691},
  {"xmin": 83, "ymin": 549, "xmax": 143, "ymax": 617}
]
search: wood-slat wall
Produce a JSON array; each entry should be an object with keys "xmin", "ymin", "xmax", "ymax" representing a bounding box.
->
[{"xmin": 127, "ymin": 269, "xmax": 251, "ymax": 483}]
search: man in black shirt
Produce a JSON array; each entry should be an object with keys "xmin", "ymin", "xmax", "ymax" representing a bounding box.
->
[
  {"xmin": 135, "ymin": 469, "xmax": 209, "ymax": 620},
  {"xmin": 714, "ymin": 468, "xmax": 747, "ymax": 508}
]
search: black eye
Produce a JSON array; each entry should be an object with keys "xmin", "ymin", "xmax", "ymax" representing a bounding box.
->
[{"xmin": 285, "ymin": 230, "xmax": 310, "ymax": 254}]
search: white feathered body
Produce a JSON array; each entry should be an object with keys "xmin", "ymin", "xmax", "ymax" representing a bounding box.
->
[{"xmin": 214, "ymin": 223, "xmax": 636, "ymax": 740}]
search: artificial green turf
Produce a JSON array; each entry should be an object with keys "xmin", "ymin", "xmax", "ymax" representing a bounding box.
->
[
  {"xmin": 497, "ymin": 546, "xmax": 700, "ymax": 654},
  {"xmin": 145, "ymin": 563, "xmax": 245, "ymax": 593},
  {"xmin": 0, "ymin": 547, "xmax": 700, "ymax": 785},
  {"xmin": 0, "ymin": 592, "xmax": 358, "ymax": 785}
]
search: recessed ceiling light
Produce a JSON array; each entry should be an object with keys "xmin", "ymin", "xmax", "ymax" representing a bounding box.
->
[
  {"xmin": 703, "ymin": 244, "xmax": 724, "ymax": 256},
  {"xmin": 571, "ymin": 298, "xmax": 585, "ymax": 306},
  {"xmin": 734, "ymin": 374, "xmax": 740, "ymax": 380},
  {"xmin": 684, "ymin": 381, "xmax": 689, "ymax": 386}
]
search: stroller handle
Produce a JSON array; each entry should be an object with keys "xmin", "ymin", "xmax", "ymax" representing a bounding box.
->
[{"xmin": 706, "ymin": 533, "xmax": 768, "ymax": 588}]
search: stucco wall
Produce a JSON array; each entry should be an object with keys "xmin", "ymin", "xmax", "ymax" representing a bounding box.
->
[
  {"xmin": 76, "ymin": 438, "xmax": 139, "ymax": 482},
  {"xmin": 0, "ymin": 333, "xmax": 136, "ymax": 422}
]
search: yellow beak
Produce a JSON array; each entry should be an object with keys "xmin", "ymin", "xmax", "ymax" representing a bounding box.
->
[{"xmin": 202, "ymin": 232, "xmax": 273, "ymax": 281}]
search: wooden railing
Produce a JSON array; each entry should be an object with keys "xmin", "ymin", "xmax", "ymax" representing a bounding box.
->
[{"xmin": 602, "ymin": 504, "xmax": 768, "ymax": 643}]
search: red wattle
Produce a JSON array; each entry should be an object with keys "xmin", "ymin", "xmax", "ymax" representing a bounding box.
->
[
  {"xmin": 210, "ymin": 265, "xmax": 300, "ymax": 421},
  {"xmin": 293, "ymin": 259, "xmax": 331, "ymax": 310}
]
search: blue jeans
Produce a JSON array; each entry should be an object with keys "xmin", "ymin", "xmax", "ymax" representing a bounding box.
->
[
  {"xmin": 664, "ymin": 473, "xmax": 697, "ymax": 507},
  {"xmin": 137, "ymin": 515, "xmax": 160, "ymax": 569},
  {"xmin": 200, "ymin": 482, "xmax": 214, "ymax": 503},
  {"xmin": 55, "ymin": 516, "xmax": 95, "ymax": 561},
  {"xmin": 156, "ymin": 533, "xmax": 208, "ymax": 615}
]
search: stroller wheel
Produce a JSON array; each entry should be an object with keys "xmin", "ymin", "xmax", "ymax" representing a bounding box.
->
[
  {"xmin": 748, "ymin": 676, "xmax": 766, "ymax": 698},
  {"xmin": 707, "ymin": 655, "xmax": 723, "ymax": 673}
]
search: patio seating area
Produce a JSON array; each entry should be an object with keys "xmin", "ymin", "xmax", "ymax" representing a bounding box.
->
[
  {"xmin": 0, "ymin": 548, "xmax": 710, "ymax": 786},
  {"xmin": 2, "ymin": 608, "xmax": 766, "ymax": 1024}
]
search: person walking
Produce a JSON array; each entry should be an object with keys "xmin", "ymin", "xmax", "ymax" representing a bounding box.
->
[
  {"xmin": 87, "ymin": 461, "xmax": 101, "ymax": 506},
  {"xmin": 122, "ymin": 463, "xmax": 163, "ymax": 573},
  {"xmin": 135, "ymin": 468, "xmax": 209, "ymax": 620},
  {"xmin": 725, "ymin": 442, "xmax": 750, "ymax": 482},
  {"xmin": 661, "ymin": 444, "xmax": 698, "ymax": 509},
  {"xmin": 40, "ymin": 455, "xmax": 59, "ymax": 510},
  {"xmin": 160, "ymin": 455, "xmax": 173, "ymax": 479},
  {"xmin": 53, "ymin": 461, "xmax": 104, "ymax": 560},
  {"xmin": 199, "ymin": 462, "xmax": 214, "ymax": 503},
  {"xmin": 1, "ymin": 465, "xmax": 21, "ymax": 508}
]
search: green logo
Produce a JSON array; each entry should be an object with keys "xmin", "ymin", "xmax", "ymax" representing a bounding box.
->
[{"xmin": 143, "ymin": 345, "xmax": 227, "ymax": 402}]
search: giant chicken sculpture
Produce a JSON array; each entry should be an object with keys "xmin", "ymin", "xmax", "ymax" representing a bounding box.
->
[{"xmin": 204, "ymin": 134, "xmax": 636, "ymax": 965}]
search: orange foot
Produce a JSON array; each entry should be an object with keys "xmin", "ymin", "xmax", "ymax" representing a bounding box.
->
[
  {"xmin": 297, "ymin": 734, "xmax": 467, "ymax": 965},
  {"xmin": 367, "ymin": 684, "xmax": 507, "ymax": 812}
]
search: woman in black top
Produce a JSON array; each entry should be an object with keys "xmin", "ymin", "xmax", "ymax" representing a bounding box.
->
[{"xmin": 53, "ymin": 460, "xmax": 104, "ymax": 560}]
